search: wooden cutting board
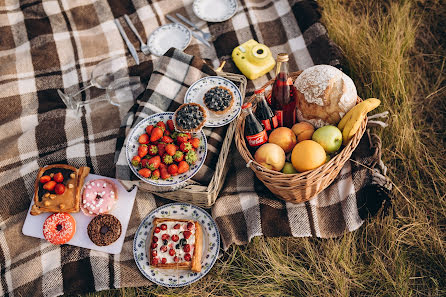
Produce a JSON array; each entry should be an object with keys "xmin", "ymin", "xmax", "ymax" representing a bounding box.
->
[{"xmin": 22, "ymin": 174, "xmax": 138, "ymax": 254}]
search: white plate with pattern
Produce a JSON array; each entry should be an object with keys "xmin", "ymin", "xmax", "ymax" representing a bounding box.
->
[
  {"xmin": 184, "ymin": 76, "xmax": 242, "ymax": 127},
  {"xmin": 147, "ymin": 23, "xmax": 191, "ymax": 56},
  {"xmin": 133, "ymin": 202, "xmax": 220, "ymax": 287},
  {"xmin": 126, "ymin": 112, "xmax": 207, "ymax": 188},
  {"xmin": 193, "ymin": 0, "xmax": 238, "ymax": 22}
]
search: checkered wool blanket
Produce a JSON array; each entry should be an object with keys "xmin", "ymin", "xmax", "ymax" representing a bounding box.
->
[{"xmin": 0, "ymin": 0, "xmax": 390, "ymax": 296}]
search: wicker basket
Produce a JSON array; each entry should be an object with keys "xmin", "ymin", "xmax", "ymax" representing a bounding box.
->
[
  {"xmin": 234, "ymin": 71, "xmax": 367, "ymax": 204},
  {"xmin": 145, "ymin": 72, "xmax": 247, "ymax": 208}
]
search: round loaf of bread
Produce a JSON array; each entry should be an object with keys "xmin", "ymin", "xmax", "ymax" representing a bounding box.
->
[{"xmin": 294, "ymin": 65, "xmax": 357, "ymax": 128}]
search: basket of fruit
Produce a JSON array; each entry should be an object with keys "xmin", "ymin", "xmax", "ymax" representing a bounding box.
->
[{"xmin": 235, "ymin": 65, "xmax": 380, "ymax": 204}]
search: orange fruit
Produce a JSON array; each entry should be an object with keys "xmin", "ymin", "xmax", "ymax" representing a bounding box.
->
[{"xmin": 291, "ymin": 140, "xmax": 326, "ymax": 172}]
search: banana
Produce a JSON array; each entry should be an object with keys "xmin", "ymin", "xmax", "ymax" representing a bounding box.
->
[{"xmin": 339, "ymin": 98, "xmax": 381, "ymax": 145}]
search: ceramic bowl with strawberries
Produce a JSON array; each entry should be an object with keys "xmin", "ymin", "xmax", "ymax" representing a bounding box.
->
[{"xmin": 126, "ymin": 112, "xmax": 207, "ymax": 188}]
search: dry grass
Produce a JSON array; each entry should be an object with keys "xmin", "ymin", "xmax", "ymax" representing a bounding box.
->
[{"xmin": 82, "ymin": 0, "xmax": 446, "ymax": 296}]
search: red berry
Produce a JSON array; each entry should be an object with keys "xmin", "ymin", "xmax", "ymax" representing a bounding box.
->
[
  {"xmin": 162, "ymin": 136, "xmax": 173, "ymax": 143},
  {"xmin": 162, "ymin": 154, "xmax": 173, "ymax": 165},
  {"xmin": 169, "ymin": 249, "xmax": 175, "ymax": 256},
  {"xmin": 55, "ymin": 183, "xmax": 65, "ymax": 195},
  {"xmin": 151, "ymin": 242, "xmax": 158, "ymax": 249},
  {"xmin": 156, "ymin": 121, "xmax": 166, "ymax": 131},
  {"xmin": 138, "ymin": 145, "xmax": 148, "ymax": 158},
  {"xmin": 161, "ymin": 258, "xmax": 167, "ymax": 264},
  {"xmin": 160, "ymin": 245, "xmax": 168, "ymax": 252},
  {"xmin": 164, "ymin": 130, "xmax": 171, "ymax": 136},
  {"xmin": 176, "ymin": 134, "xmax": 188, "ymax": 143},
  {"xmin": 141, "ymin": 158, "xmax": 149, "ymax": 168},
  {"xmin": 180, "ymin": 142, "xmax": 193, "ymax": 153},
  {"xmin": 151, "ymin": 257, "xmax": 159, "ymax": 265},
  {"xmin": 183, "ymin": 231, "xmax": 192, "ymax": 239},
  {"xmin": 187, "ymin": 222, "xmax": 194, "ymax": 230},
  {"xmin": 177, "ymin": 161, "xmax": 189, "ymax": 174},
  {"xmin": 190, "ymin": 138, "xmax": 201, "ymax": 149},
  {"xmin": 154, "ymin": 227, "xmax": 161, "ymax": 234},
  {"xmin": 173, "ymin": 256, "xmax": 179, "ymax": 263},
  {"xmin": 171, "ymin": 234, "xmax": 179, "ymax": 242},
  {"xmin": 39, "ymin": 175, "xmax": 51, "ymax": 184},
  {"xmin": 160, "ymin": 224, "xmax": 167, "ymax": 230},
  {"xmin": 131, "ymin": 155, "xmax": 141, "ymax": 166},
  {"xmin": 173, "ymin": 151, "xmax": 184, "ymax": 162},
  {"xmin": 148, "ymin": 144, "xmax": 158, "ymax": 156},
  {"xmin": 160, "ymin": 167, "xmax": 171, "ymax": 180},
  {"xmin": 152, "ymin": 250, "xmax": 157, "ymax": 257},
  {"xmin": 183, "ymin": 244, "xmax": 191, "ymax": 252},
  {"xmin": 150, "ymin": 127, "xmax": 163, "ymax": 142},
  {"xmin": 165, "ymin": 143, "xmax": 176, "ymax": 156},
  {"xmin": 138, "ymin": 168, "xmax": 151, "ymax": 178},
  {"xmin": 161, "ymin": 233, "xmax": 170, "ymax": 240},
  {"xmin": 43, "ymin": 180, "xmax": 57, "ymax": 191},
  {"xmin": 167, "ymin": 120, "xmax": 175, "ymax": 131},
  {"xmin": 173, "ymin": 224, "xmax": 180, "ymax": 229},
  {"xmin": 53, "ymin": 172, "xmax": 64, "ymax": 183},
  {"xmin": 138, "ymin": 134, "xmax": 149, "ymax": 144},
  {"xmin": 184, "ymin": 254, "xmax": 191, "ymax": 261},
  {"xmin": 186, "ymin": 133, "xmax": 192, "ymax": 139},
  {"xmin": 147, "ymin": 155, "xmax": 161, "ymax": 171},
  {"xmin": 151, "ymin": 169, "xmax": 160, "ymax": 180},
  {"xmin": 153, "ymin": 236, "xmax": 158, "ymax": 242},
  {"xmin": 157, "ymin": 143, "xmax": 166, "ymax": 156},
  {"xmin": 168, "ymin": 164, "xmax": 178, "ymax": 176},
  {"xmin": 145, "ymin": 125, "xmax": 154, "ymax": 135}
]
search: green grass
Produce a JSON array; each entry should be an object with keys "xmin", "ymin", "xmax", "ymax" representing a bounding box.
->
[{"xmin": 81, "ymin": 0, "xmax": 446, "ymax": 296}]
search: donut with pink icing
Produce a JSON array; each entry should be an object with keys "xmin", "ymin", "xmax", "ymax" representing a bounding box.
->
[{"xmin": 81, "ymin": 179, "xmax": 117, "ymax": 216}]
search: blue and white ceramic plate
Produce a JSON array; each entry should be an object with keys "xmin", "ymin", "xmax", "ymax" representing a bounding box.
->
[
  {"xmin": 147, "ymin": 23, "xmax": 191, "ymax": 56},
  {"xmin": 126, "ymin": 112, "xmax": 207, "ymax": 187},
  {"xmin": 133, "ymin": 203, "xmax": 221, "ymax": 287},
  {"xmin": 184, "ymin": 76, "xmax": 242, "ymax": 127},
  {"xmin": 193, "ymin": 0, "xmax": 238, "ymax": 22}
]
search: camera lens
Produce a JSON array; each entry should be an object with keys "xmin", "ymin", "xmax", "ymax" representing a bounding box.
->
[{"xmin": 256, "ymin": 49, "xmax": 264, "ymax": 55}]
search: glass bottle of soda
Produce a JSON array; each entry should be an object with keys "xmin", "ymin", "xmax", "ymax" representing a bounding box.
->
[
  {"xmin": 270, "ymin": 53, "xmax": 297, "ymax": 128},
  {"xmin": 254, "ymin": 88, "xmax": 278, "ymax": 134},
  {"xmin": 242, "ymin": 102, "xmax": 268, "ymax": 155}
]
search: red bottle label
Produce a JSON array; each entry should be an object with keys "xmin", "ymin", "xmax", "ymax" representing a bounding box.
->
[
  {"xmin": 275, "ymin": 110, "xmax": 283, "ymax": 127},
  {"xmin": 272, "ymin": 115, "xmax": 278, "ymax": 129},
  {"xmin": 246, "ymin": 130, "xmax": 268, "ymax": 147},
  {"xmin": 262, "ymin": 116, "xmax": 279, "ymax": 131},
  {"xmin": 261, "ymin": 119, "xmax": 271, "ymax": 131}
]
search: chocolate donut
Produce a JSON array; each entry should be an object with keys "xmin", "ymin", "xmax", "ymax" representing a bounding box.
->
[{"xmin": 87, "ymin": 214, "xmax": 122, "ymax": 246}]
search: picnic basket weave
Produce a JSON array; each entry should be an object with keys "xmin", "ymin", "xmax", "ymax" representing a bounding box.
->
[
  {"xmin": 234, "ymin": 71, "xmax": 367, "ymax": 204},
  {"xmin": 149, "ymin": 72, "xmax": 247, "ymax": 208}
]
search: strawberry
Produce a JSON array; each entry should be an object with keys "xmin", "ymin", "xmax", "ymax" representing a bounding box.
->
[
  {"xmin": 167, "ymin": 119, "xmax": 175, "ymax": 132},
  {"xmin": 184, "ymin": 254, "xmax": 191, "ymax": 261},
  {"xmin": 176, "ymin": 133, "xmax": 188, "ymax": 143},
  {"xmin": 173, "ymin": 224, "xmax": 180, "ymax": 229},
  {"xmin": 180, "ymin": 142, "xmax": 193, "ymax": 153},
  {"xmin": 43, "ymin": 181, "xmax": 57, "ymax": 191},
  {"xmin": 161, "ymin": 136, "xmax": 173, "ymax": 143},
  {"xmin": 147, "ymin": 155, "xmax": 161, "ymax": 171},
  {"xmin": 186, "ymin": 133, "xmax": 192, "ymax": 140},
  {"xmin": 173, "ymin": 151, "xmax": 184, "ymax": 162},
  {"xmin": 39, "ymin": 175, "xmax": 51, "ymax": 184},
  {"xmin": 159, "ymin": 163, "xmax": 167, "ymax": 170},
  {"xmin": 169, "ymin": 249, "xmax": 175, "ymax": 256},
  {"xmin": 131, "ymin": 156, "xmax": 141, "ymax": 166},
  {"xmin": 173, "ymin": 256, "xmax": 179, "ymax": 263},
  {"xmin": 146, "ymin": 144, "xmax": 158, "ymax": 156},
  {"xmin": 154, "ymin": 228, "xmax": 160, "ymax": 234},
  {"xmin": 177, "ymin": 161, "xmax": 189, "ymax": 174},
  {"xmin": 141, "ymin": 158, "xmax": 149, "ymax": 168},
  {"xmin": 151, "ymin": 250, "xmax": 157, "ymax": 257},
  {"xmin": 183, "ymin": 231, "xmax": 192, "ymax": 239},
  {"xmin": 156, "ymin": 121, "xmax": 166, "ymax": 131},
  {"xmin": 151, "ymin": 169, "xmax": 160, "ymax": 180},
  {"xmin": 161, "ymin": 234, "xmax": 170, "ymax": 241},
  {"xmin": 168, "ymin": 164, "xmax": 178, "ymax": 176},
  {"xmin": 165, "ymin": 143, "xmax": 176, "ymax": 156},
  {"xmin": 183, "ymin": 244, "xmax": 191, "ymax": 252},
  {"xmin": 157, "ymin": 143, "xmax": 166, "ymax": 156},
  {"xmin": 152, "ymin": 257, "xmax": 159, "ymax": 265},
  {"xmin": 138, "ymin": 168, "xmax": 151, "ymax": 178},
  {"xmin": 160, "ymin": 167, "xmax": 171, "ymax": 180},
  {"xmin": 138, "ymin": 133, "xmax": 149, "ymax": 144},
  {"xmin": 187, "ymin": 222, "xmax": 194, "ymax": 230},
  {"xmin": 160, "ymin": 224, "xmax": 167, "ymax": 230},
  {"xmin": 53, "ymin": 172, "xmax": 64, "ymax": 183},
  {"xmin": 171, "ymin": 234, "xmax": 179, "ymax": 242},
  {"xmin": 138, "ymin": 144, "xmax": 148, "ymax": 158},
  {"xmin": 162, "ymin": 154, "xmax": 173, "ymax": 165},
  {"xmin": 150, "ymin": 127, "xmax": 163, "ymax": 142},
  {"xmin": 164, "ymin": 130, "xmax": 171, "ymax": 136},
  {"xmin": 145, "ymin": 125, "xmax": 154, "ymax": 135},
  {"xmin": 55, "ymin": 183, "xmax": 65, "ymax": 195},
  {"xmin": 161, "ymin": 258, "xmax": 167, "ymax": 264},
  {"xmin": 190, "ymin": 138, "xmax": 201, "ymax": 149},
  {"xmin": 151, "ymin": 242, "xmax": 157, "ymax": 249},
  {"xmin": 185, "ymin": 150, "xmax": 198, "ymax": 165}
]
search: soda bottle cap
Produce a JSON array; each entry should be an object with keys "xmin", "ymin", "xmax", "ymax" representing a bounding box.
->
[
  {"xmin": 277, "ymin": 53, "xmax": 289, "ymax": 62},
  {"xmin": 254, "ymin": 88, "xmax": 265, "ymax": 94},
  {"xmin": 241, "ymin": 102, "xmax": 252, "ymax": 109}
]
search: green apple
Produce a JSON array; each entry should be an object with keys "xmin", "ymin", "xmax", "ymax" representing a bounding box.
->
[
  {"xmin": 312, "ymin": 125, "xmax": 342, "ymax": 153},
  {"xmin": 282, "ymin": 162, "xmax": 298, "ymax": 174}
]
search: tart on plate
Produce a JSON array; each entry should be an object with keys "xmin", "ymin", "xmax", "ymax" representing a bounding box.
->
[
  {"xmin": 174, "ymin": 103, "xmax": 207, "ymax": 133},
  {"xmin": 203, "ymin": 86, "xmax": 234, "ymax": 115},
  {"xmin": 149, "ymin": 218, "xmax": 202, "ymax": 272}
]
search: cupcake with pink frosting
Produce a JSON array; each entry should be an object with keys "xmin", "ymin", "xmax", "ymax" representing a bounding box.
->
[{"xmin": 81, "ymin": 179, "xmax": 118, "ymax": 216}]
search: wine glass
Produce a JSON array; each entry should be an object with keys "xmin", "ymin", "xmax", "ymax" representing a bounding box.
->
[{"xmin": 57, "ymin": 55, "xmax": 131, "ymax": 111}]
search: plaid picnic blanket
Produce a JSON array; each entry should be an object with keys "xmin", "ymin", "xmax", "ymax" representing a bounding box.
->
[{"xmin": 0, "ymin": 0, "xmax": 390, "ymax": 296}]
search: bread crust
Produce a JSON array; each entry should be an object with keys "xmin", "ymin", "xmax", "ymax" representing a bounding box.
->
[
  {"xmin": 30, "ymin": 164, "xmax": 90, "ymax": 215},
  {"xmin": 149, "ymin": 218, "xmax": 202, "ymax": 272}
]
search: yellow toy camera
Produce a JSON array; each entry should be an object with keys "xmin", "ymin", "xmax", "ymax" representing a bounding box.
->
[{"xmin": 232, "ymin": 39, "xmax": 276, "ymax": 80}]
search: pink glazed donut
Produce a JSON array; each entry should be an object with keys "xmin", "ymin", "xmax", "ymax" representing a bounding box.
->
[{"xmin": 81, "ymin": 179, "xmax": 117, "ymax": 216}]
